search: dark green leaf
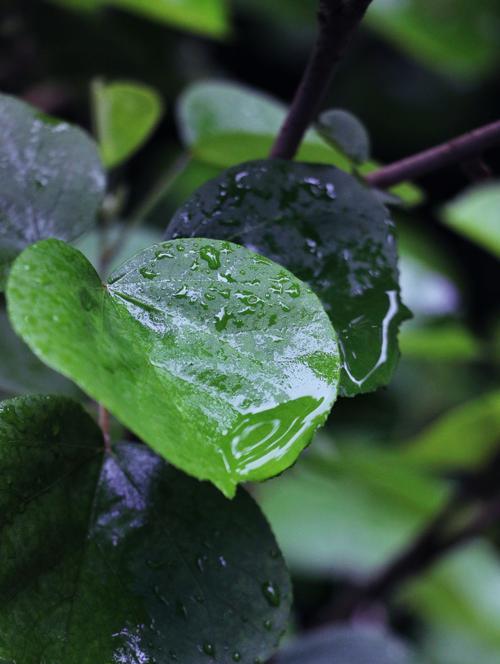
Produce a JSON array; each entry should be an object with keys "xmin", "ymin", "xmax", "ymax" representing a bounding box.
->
[
  {"xmin": 0, "ymin": 308, "xmax": 79, "ymax": 397},
  {"xmin": 0, "ymin": 93, "xmax": 106, "ymax": 290},
  {"xmin": 167, "ymin": 160, "xmax": 410, "ymax": 396},
  {"xmin": 7, "ymin": 238, "xmax": 339, "ymax": 497},
  {"xmin": 92, "ymin": 79, "xmax": 164, "ymax": 168},
  {"xmin": 317, "ymin": 109, "xmax": 371, "ymax": 163},
  {"xmin": 0, "ymin": 395, "xmax": 291, "ymax": 663},
  {"xmin": 275, "ymin": 626, "xmax": 420, "ymax": 664},
  {"xmin": 440, "ymin": 182, "xmax": 500, "ymax": 258}
]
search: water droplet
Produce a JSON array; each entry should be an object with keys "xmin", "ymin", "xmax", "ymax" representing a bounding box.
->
[
  {"xmin": 202, "ymin": 642, "xmax": 215, "ymax": 657},
  {"xmin": 139, "ymin": 266, "xmax": 158, "ymax": 280},
  {"xmin": 263, "ymin": 619, "xmax": 272, "ymax": 630},
  {"xmin": 200, "ymin": 245, "xmax": 221, "ymax": 270},
  {"xmin": 176, "ymin": 600, "xmax": 188, "ymax": 619},
  {"xmin": 218, "ymin": 555, "xmax": 227, "ymax": 568},
  {"xmin": 215, "ymin": 306, "xmax": 231, "ymax": 332},
  {"xmin": 155, "ymin": 249, "xmax": 174, "ymax": 260},
  {"xmin": 285, "ymin": 283, "xmax": 301, "ymax": 298},
  {"xmin": 232, "ymin": 653, "xmax": 241, "ymax": 662},
  {"xmin": 261, "ymin": 581, "xmax": 280, "ymax": 607}
]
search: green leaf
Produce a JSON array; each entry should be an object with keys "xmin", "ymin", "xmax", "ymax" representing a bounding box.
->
[
  {"xmin": 403, "ymin": 541, "xmax": 500, "ymax": 647},
  {"xmin": 365, "ymin": 0, "xmax": 500, "ymax": 80},
  {"xmin": 7, "ymin": 238, "xmax": 339, "ymax": 497},
  {"xmin": 177, "ymin": 80, "xmax": 352, "ymax": 169},
  {"xmin": 92, "ymin": 80, "xmax": 164, "ymax": 168},
  {"xmin": 399, "ymin": 322, "xmax": 481, "ymax": 362},
  {"xmin": 177, "ymin": 81, "xmax": 423, "ymax": 206},
  {"xmin": 49, "ymin": 0, "xmax": 230, "ymax": 37},
  {"xmin": 275, "ymin": 626, "xmax": 420, "ymax": 664},
  {"xmin": 167, "ymin": 160, "xmax": 410, "ymax": 397},
  {"xmin": 401, "ymin": 390, "xmax": 500, "ymax": 469},
  {"xmin": 317, "ymin": 109, "xmax": 371, "ymax": 163},
  {"xmin": 258, "ymin": 442, "xmax": 446, "ymax": 577},
  {"xmin": 441, "ymin": 182, "xmax": 500, "ymax": 258},
  {"xmin": 0, "ymin": 93, "xmax": 106, "ymax": 290},
  {"xmin": 0, "ymin": 308, "xmax": 79, "ymax": 398},
  {"xmin": 0, "ymin": 395, "xmax": 291, "ymax": 663}
]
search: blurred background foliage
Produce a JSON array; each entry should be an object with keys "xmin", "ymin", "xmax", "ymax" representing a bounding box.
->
[{"xmin": 0, "ymin": 0, "xmax": 499, "ymax": 661}]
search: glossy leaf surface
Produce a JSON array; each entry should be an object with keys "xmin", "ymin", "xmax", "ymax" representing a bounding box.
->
[
  {"xmin": 93, "ymin": 80, "xmax": 164, "ymax": 168},
  {"xmin": 0, "ymin": 93, "xmax": 105, "ymax": 289},
  {"xmin": 7, "ymin": 238, "xmax": 339, "ymax": 496},
  {"xmin": 167, "ymin": 160, "xmax": 410, "ymax": 396},
  {"xmin": 275, "ymin": 626, "xmax": 420, "ymax": 664},
  {"xmin": 317, "ymin": 109, "xmax": 371, "ymax": 163},
  {"xmin": 0, "ymin": 395, "xmax": 291, "ymax": 663},
  {"xmin": 441, "ymin": 182, "xmax": 500, "ymax": 258}
]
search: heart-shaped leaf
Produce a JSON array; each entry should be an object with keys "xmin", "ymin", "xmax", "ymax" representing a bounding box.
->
[
  {"xmin": 0, "ymin": 93, "xmax": 106, "ymax": 289},
  {"xmin": 0, "ymin": 395, "xmax": 291, "ymax": 663},
  {"xmin": 274, "ymin": 626, "xmax": 421, "ymax": 664},
  {"xmin": 92, "ymin": 79, "xmax": 164, "ymax": 168},
  {"xmin": 7, "ymin": 238, "xmax": 339, "ymax": 496},
  {"xmin": 166, "ymin": 160, "xmax": 410, "ymax": 396}
]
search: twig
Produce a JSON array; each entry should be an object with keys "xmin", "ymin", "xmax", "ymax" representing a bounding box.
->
[
  {"xmin": 98, "ymin": 403, "xmax": 112, "ymax": 453},
  {"xmin": 270, "ymin": 0, "xmax": 374, "ymax": 160},
  {"xmin": 366, "ymin": 119, "xmax": 500, "ymax": 189}
]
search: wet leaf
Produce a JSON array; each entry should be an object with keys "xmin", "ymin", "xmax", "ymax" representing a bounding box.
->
[
  {"xmin": 6, "ymin": 238, "xmax": 339, "ymax": 497},
  {"xmin": 167, "ymin": 160, "xmax": 410, "ymax": 396},
  {"xmin": 274, "ymin": 625, "xmax": 420, "ymax": 664},
  {"xmin": 0, "ymin": 93, "xmax": 106, "ymax": 290},
  {"xmin": 0, "ymin": 395, "xmax": 291, "ymax": 663},
  {"xmin": 92, "ymin": 79, "xmax": 164, "ymax": 168},
  {"xmin": 317, "ymin": 109, "xmax": 371, "ymax": 163},
  {"xmin": 441, "ymin": 182, "xmax": 500, "ymax": 258}
]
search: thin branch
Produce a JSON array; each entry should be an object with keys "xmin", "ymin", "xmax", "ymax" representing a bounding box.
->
[
  {"xmin": 366, "ymin": 119, "xmax": 500, "ymax": 189},
  {"xmin": 270, "ymin": 0, "xmax": 374, "ymax": 160},
  {"xmin": 98, "ymin": 404, "xmax": 112, "ymax": 453}
]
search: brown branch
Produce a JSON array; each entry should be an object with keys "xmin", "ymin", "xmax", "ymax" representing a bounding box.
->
[
  {"xmin": 366, "ymin": 119, "xmax": 500, "ymax": 189},
  {"xmin": 270, "ymin": 0, "xmax": 374, "ymax": 160}
]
